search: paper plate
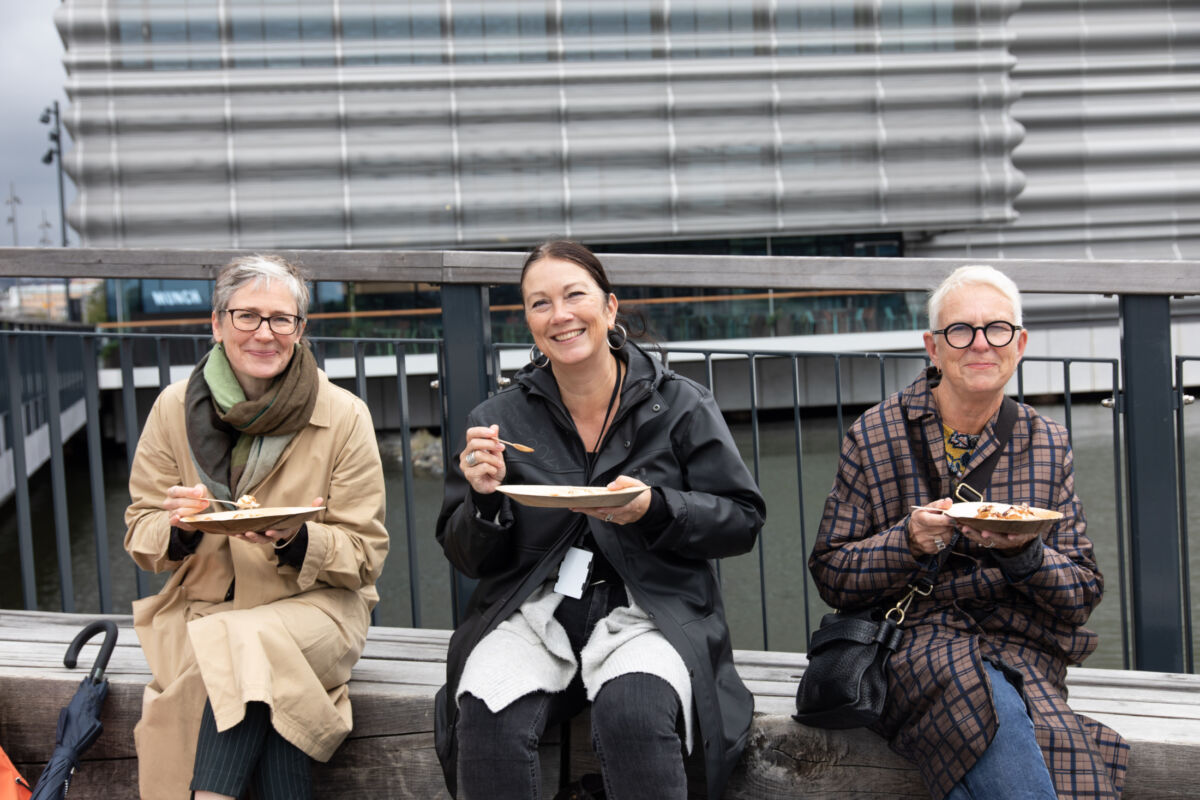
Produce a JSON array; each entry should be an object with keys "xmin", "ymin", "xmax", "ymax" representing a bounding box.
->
[
  {"xmin": 497, "ymin": 485, "xmax": 649, "ymax": 509},
  {"xmin": 181, "ymin": 506, "xmax": 324, "ymax": 535},
  {"xmin": 945, "ymin": 502, "xmax": 1062, "ymax": 535}
]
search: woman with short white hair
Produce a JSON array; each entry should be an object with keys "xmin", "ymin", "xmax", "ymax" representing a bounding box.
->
[{"xmin": 811, "ymin": 264, "xmax": 1127, "ymax": 799}]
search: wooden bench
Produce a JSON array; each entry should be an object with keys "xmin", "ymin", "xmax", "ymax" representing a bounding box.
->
[{"xmin": 2, "ymin": 610, "xmax": 1198, "ymax": 798}]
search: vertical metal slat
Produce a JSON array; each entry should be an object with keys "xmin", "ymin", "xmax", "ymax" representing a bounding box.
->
[
  {"xmin": 394, "ymin": 348, "xmax": 422, "ymax": 628},
  {"xmin": 119, "ymin": 336, "xmax": 149, "ymax": 599},
  {"xmin": 42, "ymin": 335, "xmax": 75, "ymax": 612},
  {"xmin": 3, "ymin": 334, "xmax": 38, "ymax": 610},
  {"xmin": 747, "ymin": 355, "xmax": 768, "ymax": 650},
  {"xmin": 82, "ymin": 334, "xmax": 113, "ymax": 613},
  {"xmin": 791, "ymin": 355, "xmax": 812, "ymax": 645},
  {"xmin": 1175, "ymin": 357, "xmax": 1194, "ymax": 672}
]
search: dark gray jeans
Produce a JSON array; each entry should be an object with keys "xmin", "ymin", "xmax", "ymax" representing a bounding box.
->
[{"xmin": 456, "ymin": 582, "xmax": 687, "ymax": 800}]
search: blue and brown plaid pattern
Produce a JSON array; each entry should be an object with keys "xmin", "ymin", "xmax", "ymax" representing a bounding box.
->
[{"xmin": 810, "ymin": 370, "xmax": 1128, "ymax": 799}]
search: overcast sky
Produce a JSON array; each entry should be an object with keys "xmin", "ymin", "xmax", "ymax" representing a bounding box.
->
[{"xmin": 2, "ymin": 2, "xmax": 75, "ymax": 248}]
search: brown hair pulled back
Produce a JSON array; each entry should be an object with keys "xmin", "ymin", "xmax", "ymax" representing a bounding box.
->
[{"xmin": 520, "ymin": 240, "xmax": 651, "ymax": 343}]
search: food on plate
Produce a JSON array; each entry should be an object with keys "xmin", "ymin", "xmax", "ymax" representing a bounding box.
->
[
  {"xmin": 973, "ymin": 502, "xmax": 1038, "ymax": 520},
  {"xmin": 180, "ymin": 506, "xmax": 325, "ymax": 534}
]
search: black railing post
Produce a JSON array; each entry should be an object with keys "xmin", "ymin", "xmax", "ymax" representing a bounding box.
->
[
  {"xmin": 1119, "ymin": 294, "xmax": 1184, "ymax": 672},
  {"xmin": 440, "ymin": 283, "xmax": 493, "ymax": 625},
  {"xmin": 2, "ymin": 334, "xmax": 37, "ymax": 610}
]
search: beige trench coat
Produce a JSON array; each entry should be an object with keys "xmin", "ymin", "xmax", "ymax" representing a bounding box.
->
[{"xmin": 125, "ymin": 371, "xmax": 388, "ymax": 800}]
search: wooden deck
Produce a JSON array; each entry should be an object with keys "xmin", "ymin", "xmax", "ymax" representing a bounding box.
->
[{"xmin": 2, "ymin": 610, "xmax": 1198, "ymax": 798}]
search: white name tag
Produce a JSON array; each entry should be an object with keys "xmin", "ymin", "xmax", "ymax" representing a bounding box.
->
[{"xmin": 553, "ymin": 546, "xmax": 593, "ymax": 599}]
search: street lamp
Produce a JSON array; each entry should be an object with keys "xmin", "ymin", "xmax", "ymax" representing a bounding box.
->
[
  {"xmin": 41, "ymin": 100, "xmax": 75, "ymax": 321},
  {"xmin": 40, "ymin": 100, "xmax": 68, "ymax": 248},
  {"xmin": 3, "ymin": 182, "xmax": 18, "ymax": 245}
]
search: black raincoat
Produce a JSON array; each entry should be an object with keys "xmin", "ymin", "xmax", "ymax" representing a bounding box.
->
[{"xmin": 435, "ymin": 341, "xmax": 765, "ymax": 799}]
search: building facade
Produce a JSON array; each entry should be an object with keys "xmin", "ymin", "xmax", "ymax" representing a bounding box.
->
[{"xmin": 53, "ymin": 1, "xmax": 1200, "ymax": 260}]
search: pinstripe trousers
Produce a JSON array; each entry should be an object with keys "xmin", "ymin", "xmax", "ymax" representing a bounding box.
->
[{"xmin": 190, "ymin": 700, "xmax": 312, "ymax": 799}]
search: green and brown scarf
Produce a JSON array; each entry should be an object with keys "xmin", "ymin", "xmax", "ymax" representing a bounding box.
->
[{"xmin": 185, "ymin": 342, "xmax": 319, "ymax": 502}]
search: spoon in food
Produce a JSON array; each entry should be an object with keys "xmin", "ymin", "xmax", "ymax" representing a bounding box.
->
[
  {"xmin": 497, "ymin": 438, "xmax": 535, "ymax": 453},
  {"xmin": 208, "ymin": 495, "xmax": 261, "ymax": 509}
]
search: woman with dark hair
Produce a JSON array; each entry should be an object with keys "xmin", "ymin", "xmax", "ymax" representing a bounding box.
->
[
  {"xmin": 435, "ymin": 240, "xmax": 765, "ymax": 799},
  {"xmin": 125, "ymin": 254, "xmax": 388, "ymax": 799}
]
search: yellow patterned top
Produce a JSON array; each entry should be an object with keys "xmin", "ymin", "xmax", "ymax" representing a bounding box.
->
[{"xmin": 943, "ymin": 424, "xmax": 980, "ymax": 479}]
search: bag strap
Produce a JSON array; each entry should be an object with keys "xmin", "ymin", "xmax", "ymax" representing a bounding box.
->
[
  {"xmin": 955, "ymin": 395, "xmax": 1018, "ymax": 502},
  {"xmin": 806, "ymin": 618, "xmax": 902, "ymax": 652},
  {"xmin": 903, "ymin": 390, "xmax": 1019, "ymax": 585}
]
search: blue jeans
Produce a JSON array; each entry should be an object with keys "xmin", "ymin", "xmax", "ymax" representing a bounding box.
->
[
  {"xmin": 456, "ymin": 582, "xmax": 687, "ymax": 799},
  {"xmin": 945, "ymin": 662, "xmax": 1056, "ymax": 800}
]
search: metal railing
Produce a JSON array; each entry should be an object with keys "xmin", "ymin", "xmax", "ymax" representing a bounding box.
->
[
  {"xmin": 1177, "ymin": 355, "xmax": 1200, "ymax": 673},
  {"xmin": 0, "ymin": 247, "xmax": 1195, "ymax": 672},
  {"xmin": 2, "ymin": 330, "xmax": 1144, "ymax": 665},
  {"xmin": 2, "ymin": 328, "xmax": 1142, "ymax": 662}
]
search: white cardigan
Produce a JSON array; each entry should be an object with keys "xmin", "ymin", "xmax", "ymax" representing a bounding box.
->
[{"xmin": 456, "ymin": 583, "xmax": 695, "ymax": 751}]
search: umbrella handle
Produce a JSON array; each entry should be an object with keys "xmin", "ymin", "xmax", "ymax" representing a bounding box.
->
[{"xmin": 64, "ymin": 620, "xmax": 119, "ymax": 683}]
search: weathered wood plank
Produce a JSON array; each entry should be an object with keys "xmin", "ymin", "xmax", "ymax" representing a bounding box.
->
[{"xmin": 4, "ymin": 611, "xmax": 1200, "ymax": 799}]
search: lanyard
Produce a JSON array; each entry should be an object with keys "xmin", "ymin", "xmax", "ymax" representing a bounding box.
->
[{"xmin": 587, "ymin": 357, "xmax": 624, "ymax": 472}]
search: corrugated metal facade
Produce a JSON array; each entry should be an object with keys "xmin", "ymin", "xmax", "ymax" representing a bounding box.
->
[
  {"xmin": 55, "ymin": 0, "xmax": 1025, "ymax": 250},
  {"xmin": 911, "ymin": 0, "xmax": 1200, "ymax": 259}
]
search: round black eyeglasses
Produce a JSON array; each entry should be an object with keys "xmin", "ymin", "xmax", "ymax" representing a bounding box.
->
[
  {"xmin": 931, "ymin": 321, "xmax": 1021, "ymax": 349},
  {"xmin": 226, "ymin": 309, "xmax": 302, "ymax": 335}
]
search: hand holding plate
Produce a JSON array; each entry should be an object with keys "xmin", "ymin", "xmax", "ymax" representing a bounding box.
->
[
  {"xmin": 943, "ymin": 501, "xmax": 1060, "ymax": 553},
  {"xmin": 230, "ymin": 496, "xmax": 324, "ymax": 546},
  {"xmin": 570, "ymin": 475, "xmax": 651, "ymax": 526},
  {"xmin": 957, "ymin": 524, "xmax": 1041, "ymax": 554}
]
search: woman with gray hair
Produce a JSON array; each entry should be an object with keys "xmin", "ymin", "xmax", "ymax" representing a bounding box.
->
[
  {"xmin": 125, "ymin": 254, "xmax": 388, "ymax": 799},
  {"xmin": 810, "ymin": 265, "xmax": 1127, "ymax": 798}
]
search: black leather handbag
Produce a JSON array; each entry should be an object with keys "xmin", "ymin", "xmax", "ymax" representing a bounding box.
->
[{"xmin": 792, "ymin": 587, "xmax": 920, "ymax": 729}]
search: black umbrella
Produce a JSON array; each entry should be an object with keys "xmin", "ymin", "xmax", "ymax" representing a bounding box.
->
[{"xmin": 30, "ymin": 620, "xmax": 118, "ymax": 800}]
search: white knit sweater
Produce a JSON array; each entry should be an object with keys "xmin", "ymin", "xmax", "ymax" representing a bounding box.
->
[{"xmin": 456, "ymin": 583, "xmax": 694, "ymax": 751}]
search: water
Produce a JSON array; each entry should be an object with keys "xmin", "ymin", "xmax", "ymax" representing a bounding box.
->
[{"xmin": 3, "ymin": 403, "xmax": 1197, "ymax": 671}]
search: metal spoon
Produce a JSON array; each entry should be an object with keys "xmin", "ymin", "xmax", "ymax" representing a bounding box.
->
[{"xmin": 497, "ymin": 438, "xmax": 535, "ymax": 453}]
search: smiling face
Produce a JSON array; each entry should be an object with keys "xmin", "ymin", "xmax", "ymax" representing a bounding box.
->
[
  {"xmin": 521, "ymin": 256, "xmax": 618, "ymax": 371},
  {"xmin": 211, "ymin": 278, "xmax": 305, "ymax": 400},
  {"xmin": 923, "ymin": 284, "xmax": 1027, "ymax": 400}
]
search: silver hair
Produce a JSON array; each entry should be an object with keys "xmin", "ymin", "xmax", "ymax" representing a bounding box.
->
[
  {"xmin": 212, "ymin": 254, "xmax": 310, "ymax": 316},
  {"xmin": 927, "ymin": 264, "xmax": 1023, "ymax": 331}
]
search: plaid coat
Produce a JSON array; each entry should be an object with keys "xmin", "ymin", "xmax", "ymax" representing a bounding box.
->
[{"xmin": 810, "ymin": 369, "xmax": 1128, "ymax": 799}]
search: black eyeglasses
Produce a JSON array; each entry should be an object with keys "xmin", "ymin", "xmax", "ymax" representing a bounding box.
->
[
  {"xmin": 931, "ymin": 320, "xmax": 1022, "ymax": 349},
  {"xmin": 225, "ymin": 309, "xmax": 303, "ymax": 335}
]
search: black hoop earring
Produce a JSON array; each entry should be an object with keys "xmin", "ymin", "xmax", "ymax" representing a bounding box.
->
[
  {"xmin": 608, "ymin": 323, "xmax": 628, "ymax": 351},
  {"xmin": 529, "ymin": 343, "xmax": 549, "ymax": 368}
]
